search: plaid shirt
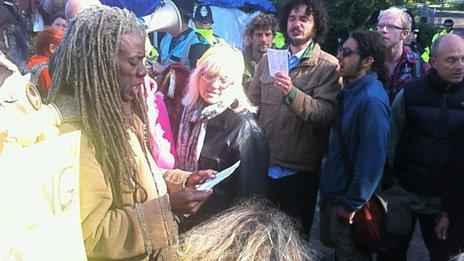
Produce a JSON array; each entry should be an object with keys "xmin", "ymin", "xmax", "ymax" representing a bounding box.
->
[{"xmin": 386, "ymin": 46, "xmax": 431, "ymax": 104}]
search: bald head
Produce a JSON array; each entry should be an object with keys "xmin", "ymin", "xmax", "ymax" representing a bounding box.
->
[
  {"xmin": 430, "ymin": 34, "xmax": 464, "ymax": 83},
  {"xmin": 431, "ymin": 34, "xmax": 463, "ymax": 57},
  {"xmin": 65, "ymin": 0, "xmax": 101, "ymax": 20}
]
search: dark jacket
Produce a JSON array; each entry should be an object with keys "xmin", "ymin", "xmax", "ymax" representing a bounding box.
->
[
  {"xmin": 184, "ymin": 108, "xmax": 269, "ymax": 226},
  {"xmin": 394, "ymin": 69, "xmax": 464, "ymax": 196},
  {"xmin": 319, "ymin": 73, "xmax": 390, "ymax": 211},
  {"xmin": 444, "ymin": 134, "xmax": 464, "ymax": 242}
]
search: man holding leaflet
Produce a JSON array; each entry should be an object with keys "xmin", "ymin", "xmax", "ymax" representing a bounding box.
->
[{"xmin": 247, "ymin": 0, "xmax": 341, "ymax": 238}]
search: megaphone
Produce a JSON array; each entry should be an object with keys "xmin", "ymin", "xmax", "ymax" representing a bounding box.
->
[{"xmin": 142, "ymin": 0, "xmax": 182, "ymax": 35}]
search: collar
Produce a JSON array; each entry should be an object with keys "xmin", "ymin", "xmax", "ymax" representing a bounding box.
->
[
  {"xmin": 402, "ymin": 45, "xmax": 417, "ymax": 65},
  {"xmin": 287, "ymin": 46, "xmax": 306, "ymax": 59},
  {"xmin": 242, "ymin": 46, "xmax": 254, "ymax": 61},
  {"xmin": 287, "ymin": 41, "xmax": 314, "ymax": 58},
  {"xmin": 428, "ymin": 68, "xmax": 464, "ymax": 92},
  {"xmin": 53, "ymin": 94, "xmax": 139, "ymax": 125},
  {"xmin": 342, "ymin": 73, "xmax": 378, "ymax": 98},
  {"xmin": 207, "ymin": 107, "xmax": 229, "ymax": 128},
  {"xmin": 53, "ymin": 94, "xmax": 80, "ymax": 123},
  {"xmin": 172, "ymin": 27, "xmax": 194, "ymax": 42},
  {"xmin": 284, "ymin": 42, "xmax": 318, "ymax": 68}
]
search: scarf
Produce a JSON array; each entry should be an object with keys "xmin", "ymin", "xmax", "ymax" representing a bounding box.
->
[{"xmin": 177, "ymin": 98, "xmax": 234, "ymax": 171}]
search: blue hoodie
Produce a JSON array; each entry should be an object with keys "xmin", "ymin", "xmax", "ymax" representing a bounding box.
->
[{"xmin": 319, "ymin": 73, "xmax": 390, "ymax": 212}]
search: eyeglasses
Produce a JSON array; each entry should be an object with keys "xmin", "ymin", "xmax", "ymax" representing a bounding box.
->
[
  {"xmin": 201, "ymin": 72, "xmax": 233, "ymax": 89},
  {"xmin": 338, "ymin": 47, "xmax": 360, "ymax": 58},
  {"xmin": 376, "ymin": 23, "xmax": 404, "ymax": 30}
]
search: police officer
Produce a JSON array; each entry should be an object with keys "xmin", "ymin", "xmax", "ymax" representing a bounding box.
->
[
  {"xmin": 193, "ymin": 3, "xmax": 222, "ymax": 45},
  {"xmin": 421, "ymin": 19, "xmax": 455, "ymax": 62},
  {"xmin": 158, "ymin": 0, "xmax": 210, "ymax": 69}
]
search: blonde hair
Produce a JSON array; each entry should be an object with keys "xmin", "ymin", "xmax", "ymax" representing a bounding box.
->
[
  {"xmin": 378, "ymin": 7, "xmax": 412, "ymax": 32},
  {"xmin": 177, "ymin": 199, "xmax": 312, "ymax": 261},
  {"xmin": 182, "ymin": 44, "xmax": 256, "ymax": 113}
]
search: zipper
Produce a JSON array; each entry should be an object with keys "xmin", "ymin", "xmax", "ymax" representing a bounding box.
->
[
  {"xmin": 438, "ymin": 85, "xmax": 450, "ymax": 136},
  {"xmin": 434, "ymin": 85, "xmax": 449, "ymax": 169}
]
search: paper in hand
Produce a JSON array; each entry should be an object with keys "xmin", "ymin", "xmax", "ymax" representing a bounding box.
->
[
  {"xmin": 196, "ymin": 161, "xmax": 241, "ymax": 191},
  {"xmin": 267, "ymin": 49, "xmax": 288, "ymax": 76}
]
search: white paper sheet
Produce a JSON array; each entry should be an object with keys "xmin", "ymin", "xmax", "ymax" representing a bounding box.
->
[
  {"xmin": 196, "ymin": 160, "xmax": 241, "ymax": 191},
  {"xmin": 267, "ymin": 49, "xmax": 288, "ymax": 76}
]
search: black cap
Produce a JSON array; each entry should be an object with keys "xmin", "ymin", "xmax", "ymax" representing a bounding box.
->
[
  {"xmin": 443, "ymin": 19, "xmax": 454, "ymax": 27},
  {"xmin": 172, "ymin": 0, "xmax": 194, "ymax": 17},
  {"xmin": 193, "ymin": 3, "xmax": 213, "ymax": 23}
]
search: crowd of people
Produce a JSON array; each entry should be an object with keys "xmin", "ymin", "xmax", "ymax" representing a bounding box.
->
[{"xmin": 1, "ymin": 0, "xmax": 464, "ymax": 260}]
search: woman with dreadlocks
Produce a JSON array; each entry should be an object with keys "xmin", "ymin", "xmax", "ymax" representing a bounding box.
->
[{"xmin": 47, "ymin": 6, "xmax": 214, "ymax": 260}]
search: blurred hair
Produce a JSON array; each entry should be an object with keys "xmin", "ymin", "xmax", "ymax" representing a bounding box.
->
[
  {"xmin": 182, "ymin": 44, "xmax": 256, "ymax": 114},
  {"xmin": 245, "ymin": 13, "xmax": 277, "ymax": 37},
  {"xmin": 279, "ymin": 0, "xmax": 328, "ymax": 44},
  {"xmin": 378, "ymin": 7, "xmax": 412, "ymax": 32},
  {"xmin": 0, "ymin": 5, "xmax": 18, "ymax": 28},
  {"xmin": 177, "ymin": 199, "xmax": 312, "ymax": 261},
  {"xmin": 33, "ymin": 27, "xmax": 65, "ymax": 56},
  {"xmin": 349, "ymin": 29, "xmax": 388, "ymax": 85}
]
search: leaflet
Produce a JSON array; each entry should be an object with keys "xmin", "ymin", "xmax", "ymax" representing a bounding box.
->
[
  {"xmin": 196, "ymin": 160, "xmax": 241, "ymax": 191},
  {"xmin": 267, "ymin": 49, "xmax": 288, "ymax": 76}
]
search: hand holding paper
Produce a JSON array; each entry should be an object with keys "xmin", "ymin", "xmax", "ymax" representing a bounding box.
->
[
  {"xmin": 196, "ymin": 161, "xmax": 241, "ymax": 191},
  {"xmin": 274, "ymin": 72, "xmax": 293, "ymax": 96},
  {"xmin": 267, "ymin": 49, "xmax": 288, "ymax": 76},
  {"xmin": 186, "ymin": 169, "xmax": 217, "ymax": 188}
]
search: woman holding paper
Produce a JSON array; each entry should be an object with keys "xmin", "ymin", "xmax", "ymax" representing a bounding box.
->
[{"xmin": 177, "ymin": 44, "xmax": 269, "ymax": 228}]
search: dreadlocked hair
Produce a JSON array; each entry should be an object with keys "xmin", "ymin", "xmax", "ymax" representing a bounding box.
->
[{"xmin": 48, "ymin": 6, "xmax": 148, "ymax": 203}]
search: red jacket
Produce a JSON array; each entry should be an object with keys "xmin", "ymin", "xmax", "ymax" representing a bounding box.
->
[{"xmin": 27, "ymin": 54, "xmax": 51, "ymax": 97}]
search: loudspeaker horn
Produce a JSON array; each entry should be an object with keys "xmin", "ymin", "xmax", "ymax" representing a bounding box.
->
[{"xmin": 142, "ymin": 0, "xmax": 182, "ymax": 35}]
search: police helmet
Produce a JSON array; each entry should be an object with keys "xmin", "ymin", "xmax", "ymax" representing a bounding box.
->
[
  {"xmin": 193, "ymin": 3, "xmax": 213, "ymax": 23},
  {"xmin": 443, "ymin": 19, "xmax": 454, "ymax": 28}
]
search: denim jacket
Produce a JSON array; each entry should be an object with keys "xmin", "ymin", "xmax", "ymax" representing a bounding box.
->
[{"xmin": 319, "ymin": 73, "xmax": 390, "ymax": 211}]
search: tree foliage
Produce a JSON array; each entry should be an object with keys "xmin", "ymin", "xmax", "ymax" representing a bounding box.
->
[
  {"xmin": 323, "ymin": 0, "xmax": 401, "ymax": 54},
  {"xmin": 271, "ymin": 0, "xmax": 435, "ymax": 54}
]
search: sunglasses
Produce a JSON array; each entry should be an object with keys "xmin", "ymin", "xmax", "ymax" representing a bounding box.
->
[{"xmin": 338, "ymin": 47, "xmax": 360, "ymax": 58}]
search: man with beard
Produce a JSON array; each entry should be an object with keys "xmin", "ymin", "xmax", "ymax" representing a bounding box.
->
[
  {"xmin": 319, "ymin": 29, "xmax": 390, "ymax": 260},
  {"xmin": 377, "ymin": 7, "xmax": 430, "ymax": 104},
  {"xmin": 247, "ymin": 0, "xmax": 341, "ymax": 238},
  {"xmin": 242, "ymin": 14, "xmax": 276, "ymax": 91},
  {"xmin": 379, "ymin": 33, "xmax": 464, "ymax": 261}
]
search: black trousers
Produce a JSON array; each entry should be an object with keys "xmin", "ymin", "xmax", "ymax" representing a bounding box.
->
[
  {"xmin": 377, "ymin": 212, "xmax": 449, "ymax": 261},
  {"xmin": 267, "ymin": 171, "xmax": 319, "ymax": 239}
]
